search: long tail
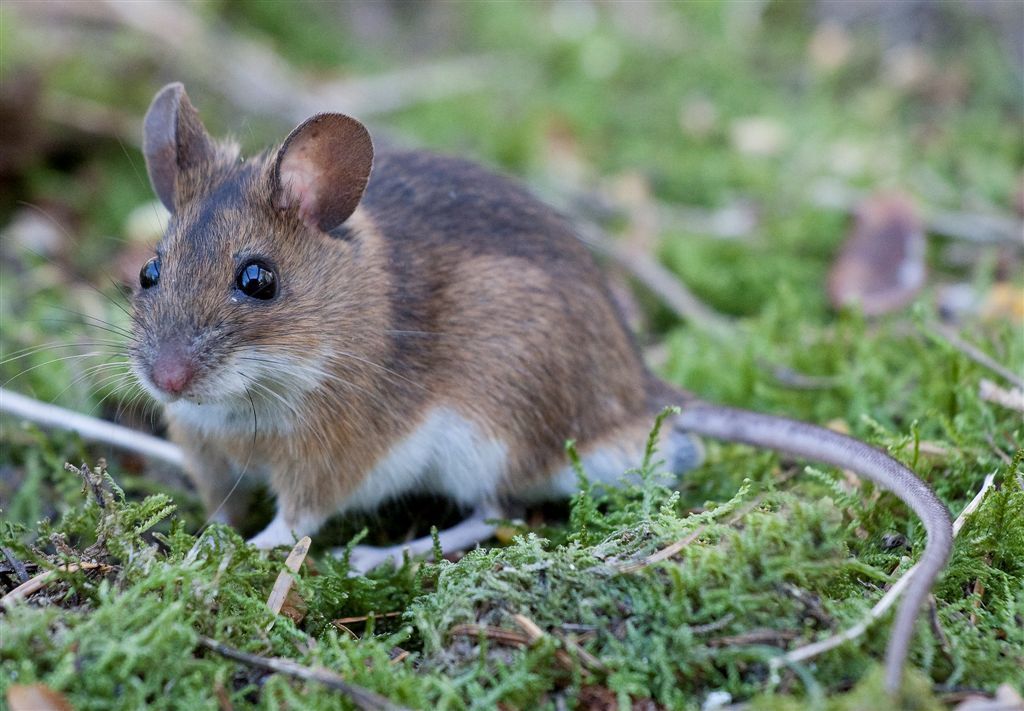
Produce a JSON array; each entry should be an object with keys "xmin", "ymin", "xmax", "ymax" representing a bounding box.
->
[{"xmin": 674, "ymin": 401, "xmax": 953, "ymax": 695}]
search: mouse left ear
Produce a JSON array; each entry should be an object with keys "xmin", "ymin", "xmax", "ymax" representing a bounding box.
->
[
  {"xmin": 271, "ymin": 113, "xmax": 374, "ymax": 234},
  {"xmin": 143, "ymin": 83, "xmax": 216, "ymax": 212}
]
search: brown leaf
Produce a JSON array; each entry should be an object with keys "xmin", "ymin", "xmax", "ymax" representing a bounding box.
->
[
  {"xmin": 827, "ymin": 191, "xmax": 926, "ymax": 316},
  {"xmin": 6, "ymin": 684, "xmax": 74, "ymax": 711},
  {"xmin": 278, "ymin": 587, "xmax": 308, "ymax": 625}
]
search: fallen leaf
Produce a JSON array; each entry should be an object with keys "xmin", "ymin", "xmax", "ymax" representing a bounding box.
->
[
  {"xmin": 6, "ymin": 684, "xmax": 74, "ymax": 711},
  {"xmin": 827, "ymin": 191, "xmax": 926, "ymax": 316},
  {"xmin": 279, "ymin": 587, "xmax": 308, "ymax": 625}
]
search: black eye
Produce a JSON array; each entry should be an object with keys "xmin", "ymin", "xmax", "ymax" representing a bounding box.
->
[
  {"xmin": 140, "ymin": 257, "xmax": 160, "ymax": 289},
  {"xmin": 236, "ymin": 261, "xmax": 277, "ymax": 300}
]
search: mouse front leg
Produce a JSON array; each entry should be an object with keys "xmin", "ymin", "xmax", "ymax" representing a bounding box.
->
[
  {"xmin": 171, "ymin": 424, "xmax": 258, "ymax": 527},
  {"xmin": 248, "ymin": 508, "xmax": 327, "ymax": 549}
]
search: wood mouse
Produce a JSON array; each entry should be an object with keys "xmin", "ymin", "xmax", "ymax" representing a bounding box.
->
[{"xmin": 131, "ymin": 83, "xmax": 952, "ymax": 694}]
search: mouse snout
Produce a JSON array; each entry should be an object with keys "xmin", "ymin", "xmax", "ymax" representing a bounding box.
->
[{"xmin": 150, "ymin": 344, "xmax": 196, "ymax": 396}]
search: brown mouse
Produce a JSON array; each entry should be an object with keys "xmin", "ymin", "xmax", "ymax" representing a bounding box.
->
[{"xmin": 131, "ymin": 83, "xmax": 951, "ymax": 695}]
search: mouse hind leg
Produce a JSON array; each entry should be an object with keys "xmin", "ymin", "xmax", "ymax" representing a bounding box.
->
[
  {"xmin": 529, "ymin": 413, "xmax": 705, "ymax": 500},
  {"xmin": 336, "ymin": 503, "xmax": 501, "ymax": 574}
]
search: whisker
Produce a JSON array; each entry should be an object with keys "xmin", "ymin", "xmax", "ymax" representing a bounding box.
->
[
  {"xmin": 1, "ymin": 340, "xmax": 126, "ymax": 364},
  {"xmin": 46, "ymin": 308, "xmax": 137, "ymax": 339},
  {"xmin": 2, "ymin": 352, "xmax": 124, "ymax": 388}
]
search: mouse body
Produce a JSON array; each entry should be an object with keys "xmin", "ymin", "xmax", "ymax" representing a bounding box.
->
[{"xmin": 132, "ymin": 84, "xmax": 702, "ymax": 547}]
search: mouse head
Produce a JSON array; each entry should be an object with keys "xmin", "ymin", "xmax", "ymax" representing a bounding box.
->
[{"xmin": 130, "ymin": 83, "xmax": 376, "ymax": 416}]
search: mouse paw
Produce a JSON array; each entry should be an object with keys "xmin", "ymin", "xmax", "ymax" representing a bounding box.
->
[
  {"xmin": 248, "ymin": 511, "xmax": 321, "ymax": 549},
  {"xmin": 343, "ymin": 544, "xmax": 407, "ymax": 574}
]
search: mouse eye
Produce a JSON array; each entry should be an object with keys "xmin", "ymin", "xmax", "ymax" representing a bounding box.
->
[
  {"xmin": 236, "ymin": 260, "xmax": 277, "ymax": 300},
  {"xmin": 139, "ymin": 257, "xmax": 160, "ymax": 289}
]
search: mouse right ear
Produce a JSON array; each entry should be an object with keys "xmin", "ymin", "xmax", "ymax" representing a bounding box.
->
[
  {"xmin": 143, "ymin": 83, "xmax": 216, "ymax": 212},
  {"xmin": 271, "ymin": 113, "xmax": 374, "ymax": 234}
]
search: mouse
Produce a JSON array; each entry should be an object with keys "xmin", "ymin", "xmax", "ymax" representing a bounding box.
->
[{"xmin": 131, "ymin": 83, "xmax": 952, "ymax": 694}]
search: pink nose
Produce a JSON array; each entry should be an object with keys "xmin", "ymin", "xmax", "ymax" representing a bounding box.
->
[{"xmin": 151, "ymin": 348, "xmax": 195, "ymax": 395}]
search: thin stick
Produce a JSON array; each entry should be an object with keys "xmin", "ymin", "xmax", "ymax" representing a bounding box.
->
[
  {"xmin": 0, "ymin": 388, "xmax": 184, "ymax": 468},
  {"xmin": 979, "ymin": 379, "xmax": 1024, "ymax": 413},
  {"xmin": 265, "ymin": 536, "xmax": 311, "ymax": 629},
  {"xmin": 925, "ymin": 324, "xmax": 1024, "ymax": 390},
  {"xmin": 773, "ymin": 472, "xmax": 996, "ymax": 670},
  {"xmin": 1, "ymin": 547, "xmax": 30, "ymax": 584},
  {"xmin": 511, "ymin": 614, "xmax": 579, "ymax": 673},
  {"xmin": 333, "ymin": 612, "xmax": 402, "ymax": 626},
  {"xmin": 1, "ymin": 562, "xmax": 110, "ymax": 609},
  {"xmin": 617, "ymin": 527, "xmax": 706, "ymax": 574},
  {"xmin": 449, "ymin": 623, "xmax": 530, "ymax": 647},
  {"xmin": 196, "ymin": 636, "xmax": 407, "ymax": 711},
  {"xmin": 576, "ymin": 221, "xmax": 734, "ymax": 335}
]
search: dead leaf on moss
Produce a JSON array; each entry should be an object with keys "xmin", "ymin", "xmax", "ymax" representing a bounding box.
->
[
  {"xmin": 827, "ymin": 191, "xmax": 926, "ymax": 316},
  {"xmin": 6, "ymin": 684, "xmax": 74, "ymax": 711}
]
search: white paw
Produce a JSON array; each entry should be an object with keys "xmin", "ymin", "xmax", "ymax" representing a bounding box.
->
[
  {"xmin": 342, "ymin": 544, "xmax": 407, "ymax": 574},
  {"xmin": 248, "ymin": 515, "xmax": 302, "ymax": 549},
  {"xmin": 247, "ymin": 511, "xmax": 324, "ymax": 550}
]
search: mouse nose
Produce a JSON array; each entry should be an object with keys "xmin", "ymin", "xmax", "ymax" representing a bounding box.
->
[{"xmin": 151, "ymin": 346, "xmax": 196, "ymax": 396}]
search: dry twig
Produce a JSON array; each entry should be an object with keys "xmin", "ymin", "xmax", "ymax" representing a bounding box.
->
[
  {"xmin": 772, "ymin": 472, "xmax": 996, "ymax": 671},
  {"xmin": 576, "ymin": 221, "xmax": 734, "ymax": 335},
  {"xmin": 979, "ymin": 379, "xmax": 1024, "ymax": 413},
  {"xmin": 265, "ymin": 536, "xmax": 311, "ymax": 629},
  {"xmin": 1, "ymin": 562, "xmax": 111, "ymax": 609},
  {"xmin": 197, "ymin": 636, "xmax": 407, "ymax": 711},
  {"xmin": 1, "ymin": 547, "xmax": 30, "ymax": 584},
  {"xmin": 0, "ymin": 388, "xmax": 185, "ymax": 468},
  {"xmin": 449, "ymin": 623, "xmax": 530, "ymax": 647},
  {"xmin": 333, "ymin": 612, "xmax": 402, "ymax": 626},
  {"xmin": 925, "ymin": 324, "xmax": 1024, "ymax": 390}
]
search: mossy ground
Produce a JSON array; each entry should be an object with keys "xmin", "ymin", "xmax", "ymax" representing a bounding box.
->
[{"xmin": 1, "ymin": 2, "xmax": 1022, "ymax": 709}]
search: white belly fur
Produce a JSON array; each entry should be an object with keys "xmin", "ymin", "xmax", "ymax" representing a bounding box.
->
[{"xmin": 340, "ymin": 406, "xmax": 509, "ymax": 512}]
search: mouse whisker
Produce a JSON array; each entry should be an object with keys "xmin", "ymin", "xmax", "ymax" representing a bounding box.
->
[
  {"xmin": 237, "ymin": 350, "xmax": 398, "ymax": 412},
  {"xmin": 2, "ymin": 352, "xmax": 128, "ymax": 389},
  {"xmin": 1, "ymin": 340, "xmax": 127, "ymax": 364},
  {"xmin": 48, "ymin": 361, "xmax": 133, "ymax": 410}
]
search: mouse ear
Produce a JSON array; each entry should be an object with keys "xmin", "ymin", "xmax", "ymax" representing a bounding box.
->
[
  {"xmin": 143, "ymin": 83, "xmax": 216, "ymax": 212},
  {"xmin": 271, "ymin": 114, "xmax": 374, "ymax": 233}
]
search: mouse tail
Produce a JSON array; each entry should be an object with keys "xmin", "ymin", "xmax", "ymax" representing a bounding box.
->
[{"xmin": 667, "ymin": 395, "xmax": 952, "ymax": 695}]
